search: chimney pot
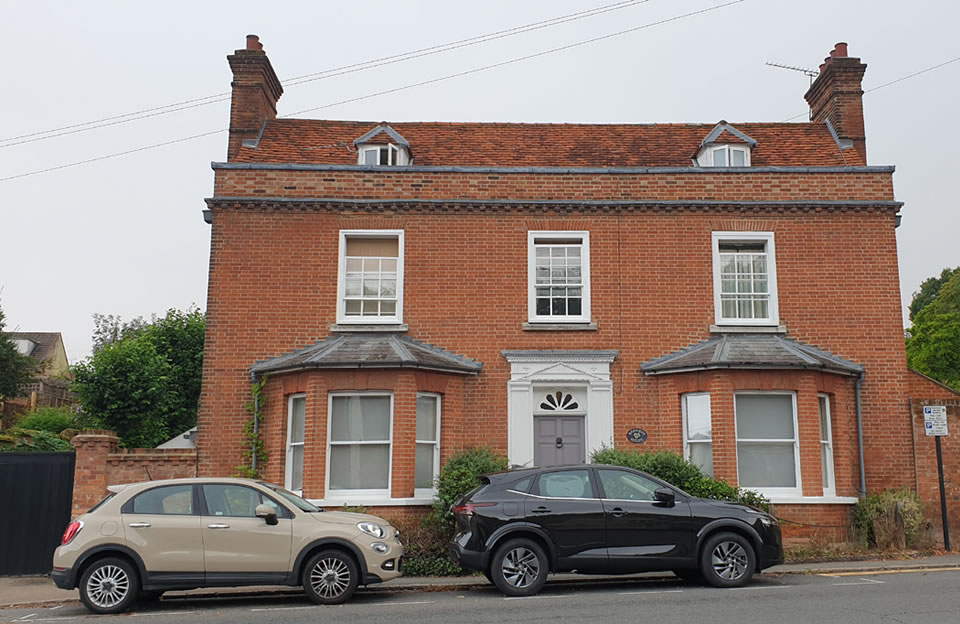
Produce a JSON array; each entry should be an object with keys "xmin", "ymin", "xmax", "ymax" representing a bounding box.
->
[
  {"xmin": 819, "ymin": 62, "xmax": 827, "ymax": 73},
  {"xmin": 834, "ymin": 42, "xmax": 848, "ymax": 57},
  {"xmin": 246, "ymin": 34, "xmax": 262, "ymax": 50}
]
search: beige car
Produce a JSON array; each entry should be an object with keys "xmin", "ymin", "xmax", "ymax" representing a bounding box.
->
[{"xmin": 52, "ymin": 478, "xmax": 403, "ymax": 613}]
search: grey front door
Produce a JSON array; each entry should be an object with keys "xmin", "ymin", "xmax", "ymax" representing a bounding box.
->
[{"xmin": 534, "ymin": 416, "xmax": 585, "ymax": 466}]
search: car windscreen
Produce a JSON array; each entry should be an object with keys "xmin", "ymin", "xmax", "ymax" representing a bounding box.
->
[{"xmin": 258, "ymin": 482, "xmax": 322, "ymax": 512}]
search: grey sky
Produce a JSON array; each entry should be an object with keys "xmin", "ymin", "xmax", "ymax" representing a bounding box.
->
[{"xmin": 2, "ymin": 0, "xmax": 958, "ymax": 364}]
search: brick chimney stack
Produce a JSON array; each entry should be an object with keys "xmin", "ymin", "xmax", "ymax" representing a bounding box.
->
[
  {"xmin": 804, "ymin": 42, "xmax": 868, "ymax": 163},
  {"xmin": 226, "ymin": 34, "xmax": 283, "ymax": 160}
]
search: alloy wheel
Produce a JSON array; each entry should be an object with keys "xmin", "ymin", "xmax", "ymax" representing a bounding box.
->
[
  {"xmin": 501, "ymin": 546, "xmax": 541, "ymax": 588},
  {"xmin": 86, "ymin": 564, "xmax": 131, "ymax": 609},
  {"xmin": 711, "ymin": 540, "xmax": 748, "ymax": 580},
  {"xmin": 310, "ymin": 556, "xmax": 351, "ymax": 599}
]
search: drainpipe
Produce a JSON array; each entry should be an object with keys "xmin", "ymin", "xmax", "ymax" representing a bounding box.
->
[
  {"xmin": 251, "ymin": 371, "xmax": 261, "ymax": 474},
  {"xmin": 855, "ymin": 372, "xmax": 866, "ymax": 498}
]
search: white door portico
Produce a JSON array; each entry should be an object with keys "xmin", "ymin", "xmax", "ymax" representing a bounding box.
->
[{"xmin": 502, "ymin": 350, "xmax": 618, "ymax": 468}]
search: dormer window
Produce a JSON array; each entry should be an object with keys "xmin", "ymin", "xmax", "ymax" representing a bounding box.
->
[
  {"xmin": 707, "ymin": 145, "xmax": 750, "ymax": 167},
  {"xmin": 354, "ymin": 123, "xmax": 412, "ymax": 167},
  {"xmin": 359, "ymin": 144, "xmax": 409, "ymax": 166}
]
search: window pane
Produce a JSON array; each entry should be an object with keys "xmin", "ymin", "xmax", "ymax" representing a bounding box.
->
[
  {"xmin": 363, "ymin": 149, "xmax": 378, "ymax": 165},
  {"xmin": 539, "ymin": 470, "xmax": 592, "ymax": 498},
  {"xmin": 753, "ymin": 299, "xmax": 768, "ymax": 318},
  {"xmin": 818, "ymin": 396, "xmax": 829, "ymax": 441},
  {"xmin": 568, "ymin": 298, "xmax": 582, "ymax": 316},
  {"xmin": 132, "ymin": 485, "xmax": 193, "ymax": 515},
  {"xmin": 291, "ymin": 445, "xmax": 304, "ymax": 492},
  {"xmin": 731, "ymin": 149, "xmax": 746, "ymax": 166},
  {"xmin": 381, "ymin": 258, "xmax": 397, "ymax": 272},
  {"xmin": 415, "ymin": 443, "xmax": 435, "ymax": 489},
  {"xmin": 714, "ymin": 148, "xmax": 727, "ymax": 166},
  {"xmin": 362, "ymin": 300, "xmax": 379, "ymax": 316},
  {"xmin": 551, "ymin": 298, "xmax": 566, "ymax": 316},
  {"xmin": 381, "ymin": 280, "xmax": 396, "ymax": 297},
  {"xmin": 202, "ymin": 485, "xmax": 262, "ymax": 517},
  {"xmin": 363, "ymin": 279, "xmax": 379, "ymax": 296},
  {"xmin": 346, "ymin": 258, "xmax": 362, "ymax": 273},
  {"xmin": 536, "ymin": 298, "xmax": 550, "ymax": 315},
  {"xmin": 416, "ymin": 396, "xmax": 438, "ymax": 441},
  {"xmin": 736, "ymin": 395, "xmax": 794, "ymax": 439},
  {"xmin": 290, "ymin": 396, "xmax": 305, "ymax": 443},
  {"xmin": 685, "ymin": 394, "xmax": 711, "ymax": 440},
  {"xmin": 821, "ymin": 444, "xmax": 830, "ymax": 489},
  {"xmin": 380, "ymin": 300, "xmax": 396, "ymax": 315},
  {"xmin": 737, "ymin": 443, "xmax": 796, "ymax": 487},
  {"xmin": 598, "ymin": 469, "xmax": 659, "ymax": 501},
  {"xmin": 689, "ymin": 443, "xmax": 714, "ymax": 477},
  {"xmin": 345, "ymin": 300, "xmax": 361, "ymax": 316},
  {"xmin": 331, "ymin": 396, "xmax": 391, "ymax": 441},
  {"xmin": 329, "ymin": 445, "xmax": 390, "ymax": 489},
  {"xmin": 345, "ymin": 279, "xmax": 361, "ymax": 296}
]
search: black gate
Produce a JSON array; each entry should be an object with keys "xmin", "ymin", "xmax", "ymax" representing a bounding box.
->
[{"xmin": 0, "ymin": 452, "xmax": 75, "ymax": 575}]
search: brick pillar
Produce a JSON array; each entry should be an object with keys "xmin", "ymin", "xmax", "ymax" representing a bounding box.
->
[
  {"xmin": 71, "ymin": 430, "xmax": 120, "ymax": 517},
  {"xmin": 392, "ymin": 373, "xmax": 419, "ymax": 499}
]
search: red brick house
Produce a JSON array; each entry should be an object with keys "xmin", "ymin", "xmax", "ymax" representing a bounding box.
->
[{"xmin": 196, "ymin": 36, "xmax": 958, "ymax": 539}]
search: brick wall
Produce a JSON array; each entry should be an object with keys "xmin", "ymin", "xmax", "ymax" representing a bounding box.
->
[{"xmin": 71, "ymin": 431, "xmax": 197, "ymax": 517}]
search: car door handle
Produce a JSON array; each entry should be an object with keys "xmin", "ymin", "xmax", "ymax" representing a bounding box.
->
[
  {"xmin": 530, "ymin": 506, "xmax": 551, "ymax": 514},
  {"xmin": 207, "ymin": 523, "xmax": 231, "ymax": 529},
  {"xmin": 608, "ymin": 507, "xmax": 627, "ymax": 518},
  {"xmin": 128, "ymin": 522, "xmax": 151, "ymax": 528}
]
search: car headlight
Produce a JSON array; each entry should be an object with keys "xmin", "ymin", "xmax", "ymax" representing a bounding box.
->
[
  {"xmin": 759, "ymin": 515, "xmax": 778, "ymax": 527},
  {"xmin": 357, "ymin": 522, "xmax": 385, "ymax": 538}
]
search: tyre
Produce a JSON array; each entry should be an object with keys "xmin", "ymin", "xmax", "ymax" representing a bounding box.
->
[
  {"xmin": 489, "ymin": 538, "xmax": 548, "ymax": 597},
  {"xmin": 78, "ymin": 557, "xmax": 139, "ymax": 614},
  {"xmin": 699, "ymin": 532, "xmax": 756, "ymax": 588},
  {"xmin": 672, "ymin": 568, "xmax": 703, "ymax": 583},
  {"xmin": 302, "ymin": 549, "xmax": 360, "ymax": 605}
]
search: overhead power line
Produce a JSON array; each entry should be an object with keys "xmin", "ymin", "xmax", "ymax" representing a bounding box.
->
[
  {"xmin": 0, "ymin": 0, "xmax": 651, "ymax": 148},
  {"xmin": 1, "ymin": 0, "xmax": 746, "ymax": 183}
]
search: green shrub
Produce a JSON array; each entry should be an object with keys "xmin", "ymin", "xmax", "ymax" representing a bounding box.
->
[
  {"xmin": 16, "ymin": 407, "xmax": 77, "ymax": 434},
  {"xmin": 0, "ymin": 428, "xmax": 74, "ymax": 452},
  {"xmin": 430, "ymin": 447, "xmax": 509, "ymax": 531},
  {"xmin": 592, "ymin": 447, "xmax": 769, "ymax": 512},
  {"xmin": 401, "ymin": 554, "xmax": 462, "ymax": 576},
  {"xmin": 853, "ymin": 489, "xmax": 934, "ymax": 549}
]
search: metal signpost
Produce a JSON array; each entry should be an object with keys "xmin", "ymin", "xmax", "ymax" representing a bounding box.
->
[{"xmin": 924, "ymin": 405, "xmax": 951, "ymax": 551}]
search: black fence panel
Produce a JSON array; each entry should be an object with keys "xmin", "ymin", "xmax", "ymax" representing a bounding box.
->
[{"xmin": 0, "ymin": 452, "xmax": 75, "ymax": 575}]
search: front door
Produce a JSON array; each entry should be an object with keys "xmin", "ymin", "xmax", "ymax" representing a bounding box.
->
[{"xmin": 533, "ymin": 388, "xmax": 586, "ymax": 467}]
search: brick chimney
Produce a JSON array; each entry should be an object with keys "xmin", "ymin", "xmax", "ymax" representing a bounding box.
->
[
  {"xmin": 226, "ymin": 35, "xmax": 283, "ymax": 160},
  {"xmin": 804, "ymin": 42, "xmax": 868, "ymax": 163}
]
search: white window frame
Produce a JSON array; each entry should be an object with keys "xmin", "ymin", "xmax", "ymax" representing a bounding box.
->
[
  {"xmin": 734, "ymin": 391, "xmax": 802, "ymax": 499},
  {"xmin": 682, "ymin": 392, "xmax": 713, "ymax": 477},
  {"xmin": 336, "ymin": 229, "xmax": 405, "ymax": 325},
  {"xmin": 285, "ymin": 393, "xmax": 307, "ymax": 495},
  {"xmin": 705, "ymin": 144, "xmax": 751, "ymax": 167},
  {"xmin": 711, "ymin": 231, "xmax": 779, "ymax": 327},
  {"xmin": 527, "ymin": 231, "xmax": 591, "ymax": 324},
  {"xmin": 358, "ymin": 144, "xmax": 409, "ymax": 166},
  {"xmin": 325, "ymin": 392, "xmax": 394, "ymax": 500},
  {"xmin": 819, "ymin": 393, "xmax": 836, "ymax": 497},
  {"xmin": 414, "ymin": 393, "xmax": 442, "ymax": 499}
]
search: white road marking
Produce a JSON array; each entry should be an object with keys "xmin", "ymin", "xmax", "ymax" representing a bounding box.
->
[
  {"xmin": 727, "ymin": 585, "xmax": 790, "ymax": 590},
  {"xmin": 47, "ymin": 606, "xmax": 63, "ymax": 611},
  {"xmin": 617, "ymin": 590, "xmax": 684, "ymax": 595},
  {"xmin": 833, "ymin": 577, "xmax": 886, "ymax": 586},
  {"xmin": 504, "ymin": 594, "xmax": 576, "ymax": 600},
  {"xmin": 31, "ymin": 618, "xmax": 75, "ymax": 623},
  {"xmin": 131, "ymin": 611, "xmax": 192, "ymax": 616},
  {"xmin": 250, "ymin": 606, "xmax": 319, "ymax": 612},
  {"xmin": 14, "ymin": 614, "xmax": 37, "ymax": 621},
  {"xmin": 368, "ymin": 601, "xmax": 435, "ymax": 606}
]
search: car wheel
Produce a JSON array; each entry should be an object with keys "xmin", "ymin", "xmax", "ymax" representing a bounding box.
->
[
  {"xmin": 672, "ymin": 568, "xmax": 703, "ymax": 583},
  {"xmin": 78, "ymin": 557, "xmax": 139, "ymax": 614},
  {"xmin": 699, "ymin": 532, "xmax": 756, "ymax": 588},
  {"xmin": 490, "ymin": 538, "xmax": 548, "ymax": 597},
  {"xmin": 302, "ymin": 549, "xmax": 360, "ymax": 605}
]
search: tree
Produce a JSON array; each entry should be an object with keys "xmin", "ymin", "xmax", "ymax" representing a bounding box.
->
[
  {"xmin": 91, "ymin": 313, "xmax": 149, "ymax": 354},
  {"xmin": 0, "ymin": 300, "xmax": 38, "ymax": 400},
  {"xmin": 73, "ymin": 307, "xmax": 205, "ymax": 447},
  {"xmin": 906, "ymin": 269, "xmax": 960, "ymax": 391},
  {"xmin": 909, "ymin": 266, "xmax": 958, "ymax": 321}
]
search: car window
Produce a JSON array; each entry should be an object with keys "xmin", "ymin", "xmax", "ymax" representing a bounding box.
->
[
  {"xmin": 130, "ymin": 485, "xmax": 194, "ymax": 515},
  {"xmin": 202, "ymin": 484, "xmax": 280, "ymax": 518},
  {"xmin": 598, "ymin": 469, "xmax": 661, "ymax": 501},
  {"xmin": 538, "ymin": 470, "xmax": 592, "ymax": 498}
]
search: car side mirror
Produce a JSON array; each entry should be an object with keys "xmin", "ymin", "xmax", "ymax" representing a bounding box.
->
[
  {"xmin": 255, "ymin": 504, "xmax": 279, "ymax": 525},
  {"xmin": 654, "ymin": 488, "xmax": 675, "ymax": 506}
]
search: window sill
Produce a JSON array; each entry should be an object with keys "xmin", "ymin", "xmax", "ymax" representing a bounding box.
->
[
  {"xmin": 330, "ymin": 323, "xmax": 408, "ymax": 333},
  {"xmin": 766, "ymin": 496, "xmax": 859, "ymax": 505},
  {"xmin": 523, "ymin": 322, "xmax": 598, "ymax": 331},
  {"xmin": 306, "ymin": 496, "xmax": 434, "ymax": 507},
  {"xmin": 710, "ymin": 324, "xmax": 786, "ymax": 334}
]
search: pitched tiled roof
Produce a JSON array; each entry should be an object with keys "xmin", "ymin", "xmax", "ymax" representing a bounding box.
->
[
  {"xmin": 233, "ymin": 119, "xmax": 861, "ymax": 167},
  {"xmin": 9, "ymin": 332, "xmax": 63, "ymax": 362},
  {"xmin": 641, "ymin": 334, "xmax": 863, "ymax": 376},
  {"xmin": 251, "ymin": 332, "xmax": 483, "ymax": 376}
]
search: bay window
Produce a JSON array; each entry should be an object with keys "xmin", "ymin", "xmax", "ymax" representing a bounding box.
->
[{"xmin": 735, "ymin": 392, "xmax": 801, "ymax": 497}]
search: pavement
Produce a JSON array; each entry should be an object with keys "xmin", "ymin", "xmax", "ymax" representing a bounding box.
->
[{"xmin": 1, "ymin": 554, "xmax": 958, "ymax": 609}]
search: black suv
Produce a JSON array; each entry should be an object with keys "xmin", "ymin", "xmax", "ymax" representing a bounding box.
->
[{"xmin": 449, "ymin": 464, "xmax": 782, "ymax": 596}]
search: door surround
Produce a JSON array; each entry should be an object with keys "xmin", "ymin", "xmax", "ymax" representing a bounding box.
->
[{"xmin": 502, "ymin": 350, "xmax": 617, "ymax": 469}]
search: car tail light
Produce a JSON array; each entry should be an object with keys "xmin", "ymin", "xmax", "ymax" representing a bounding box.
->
[
  {"xmin": 61, "ymin": 521, "xmax": 83, "ymax": 545},
  {"xmin": 451, "ymin": 502, "xmax": 495, "ymax": 516}
]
